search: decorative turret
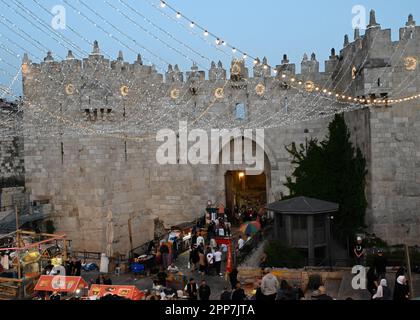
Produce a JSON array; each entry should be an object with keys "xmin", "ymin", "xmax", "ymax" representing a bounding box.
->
[
  {"xmin": 354, "ymin": 28, "xmax": 361, "ymax": 40},
  {"xmin": 406, "ymin": 14, "xmax": 416, "ymax": 27},
  {"xmin": 117, "ymin": 50, "xmax": 124, "ymax": 62},
  {"xmin": 325, "ymin": 48, "xmax": 339, "ymax": 74},
  {"xmin": 22, "ymin": 53, "xmax": 30, "ymax": 65},
  {"xmin": 92, "ymin": 40, "xmax": 101, "ymax": 55},
  {"xmin": 186, "ymin": 62, "xmax": 205, "ymax": 82},
  {"xmin": 367, "ymin": 10, "xmax": 380, "ymax": 29},
  {"xmin": 330, "ymin": 48, "xmax": 337, "ymax": 59},
  {"xmin": 166, "ymin": 64, "xmax": 183, "ymax": 83},
  {"xmin": 253, "ymin": 56, "xmax": 271, "ymax": 78},
  {"xmin": 209, "ymin": 60, "xmax": 226, "ymax": 81},
  {"xmin": 66, "ymin": 50, "xmax": 75, "ymax": 60},
  {"xmin": 135, "ymin": 54, "xmax": 143, "ymax": 65},
  {"xmin": 275, "ymin": 54, "xmax": 295, "ymax": 78},
  {"xmin": 44, "ymin": 51, "xmax": 54, "ymax": 63},
  {"xmin": 301, "ymin": 52, "xmax": 319, "ymax": 79},
  {"xmin": 344, "ymin": 34, "xmax": 349, "ymax": 47}
]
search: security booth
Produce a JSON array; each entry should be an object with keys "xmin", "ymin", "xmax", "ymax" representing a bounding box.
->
[{"xmin": 266, "ymin": 196, "xmax": 338, "ymax": 266}]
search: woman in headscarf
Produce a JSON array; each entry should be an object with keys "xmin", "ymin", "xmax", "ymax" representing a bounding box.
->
[
  {"xmin": 393, "ymin": 275, "xmax": 410, "ymax": 301},
  {"xmin": 373, "ymin": 279, "xmax": 391, "ymax": 300}
]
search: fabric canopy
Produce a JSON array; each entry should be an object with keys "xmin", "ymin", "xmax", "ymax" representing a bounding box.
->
[
  {"xmin": 34, "ymin": 275, "xmax": 88, "ymax": 293},
  {"xmin": 89, "ymin": 285, "xmax": 145, "ymax": 300}
]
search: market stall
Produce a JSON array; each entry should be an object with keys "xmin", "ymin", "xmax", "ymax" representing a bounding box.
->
[
  {"xmin": 34, "ymin": 275, "xmax": 88, "ymax": 294},
  {"xmin": 0, "ymin": 230, "xmax": 68, "ymax": 299},
  {"xmin": 88, "ymin": 284, "xmax": 145, "ymax": 300}
]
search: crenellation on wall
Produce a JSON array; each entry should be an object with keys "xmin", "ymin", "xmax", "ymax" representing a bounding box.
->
[{"xmin": 16, "ymin": 10, "xmax": 420, "ymax": 253}]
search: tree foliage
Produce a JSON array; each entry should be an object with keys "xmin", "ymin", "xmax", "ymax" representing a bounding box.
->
[{"xmin": 284, "ymin": 114, "xmax": 368, "ymax": 241}]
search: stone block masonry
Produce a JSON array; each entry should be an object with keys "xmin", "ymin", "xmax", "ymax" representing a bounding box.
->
[{"xmin": 18, "ymin": 11, "xmax": 420, "ymax": 253}]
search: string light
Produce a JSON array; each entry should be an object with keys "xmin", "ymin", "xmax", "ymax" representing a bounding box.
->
[
  {"xmin": 160, "ymin": 1, "xmax": 166, "ymax": 8},
  {"xmin": 176, "ymin": 12, "xmax": 181, "ymax": 19},
  {"xmin": 190, "ymin": 21, "xmax": 195, "ymax": 28},
  {"xmin": 203, "ymin": 30, "xmax": 209, "ymax": 36}
]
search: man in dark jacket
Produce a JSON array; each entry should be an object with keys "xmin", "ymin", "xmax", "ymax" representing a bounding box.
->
[
  {"xmin": 185, "ymin": 278, "xmax": 198, "ymax": 300},
  {"xmin": 231, "ymin": 282, "xmax": 246, "ymax": 301},
  {"xmin": 220, "ymin": 287, "xmax": 231, "ymax": 300},
  {"xmin": 199, "ymin": 280, "xmax": 211, "ymax": 301},
  {"xmin": 373, "ymin": 249, "xmax": 387, "ymax": 280}
]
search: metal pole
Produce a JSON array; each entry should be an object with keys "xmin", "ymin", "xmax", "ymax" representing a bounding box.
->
[{"xmin": 405, "ymin": 244, "xmax": 414, "ymax": 299}]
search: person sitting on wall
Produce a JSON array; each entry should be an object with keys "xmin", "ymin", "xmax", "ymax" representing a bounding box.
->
[{"xmin": 353, "ymin": 236, "xmax": 365, "ymax": 266}]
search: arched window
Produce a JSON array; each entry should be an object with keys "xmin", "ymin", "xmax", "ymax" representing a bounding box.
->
[{"xmin": 235, "ymin": 103, "xmax": 246, "ymax": 120}]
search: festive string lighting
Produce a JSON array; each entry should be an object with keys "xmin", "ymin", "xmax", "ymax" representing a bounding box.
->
[{"xmin": 160, "ymin": 1, "xmax": 166, "ymax": 8}]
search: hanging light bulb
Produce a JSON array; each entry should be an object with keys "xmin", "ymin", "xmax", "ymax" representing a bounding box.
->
[
  {"xmin": 204, "ymin": 30, "xmax": 209, "ymax": 36},
  {"xmin": 215, "ymin": 38, "xmax": 221, "ymax": 45},
  {"xmin": 160, "ymin": 1, "xmax": 166, "ymax": 8},
  {"xmin": 232, "ymin": 48, "xmax": 237, "ymax": 53},
  {"xmin": 243, "ymin": 53, "xmax": 247, "ymax": 59},
  {"xmin": 176, "ymin": 12, "xmax": 181, "ymax": 19},
  {"xmin": 190, "ymin": 21, "xmax": 195, "ymax": 28},
  {"xmin": 222, "ymin": 41, "xmax": 227, "ymax": 46}
]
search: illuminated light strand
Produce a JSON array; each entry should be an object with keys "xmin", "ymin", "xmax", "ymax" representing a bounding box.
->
[
  {"xmin": 155, "ymin": 0, "xmax": 420, "ymax": 107},
  {"xmin": 62, "ymin": 0, "xmax": 169, "ymax": 70},
  {"xmin": 117, "ymin": 0, "xmax": 210, "ymax": 63}
]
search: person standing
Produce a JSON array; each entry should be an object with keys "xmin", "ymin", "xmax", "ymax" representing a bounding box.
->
[
  {"xmin": 159, "ymin": 242, "xmax": 170, "ymax": 269},
  {"xmin": 172, "ymin": 238, "xmax": 179, "ymax": 262},
  {"xmin": 229, "ymin": 268, "xmax": 239, "ymax": 289},
  {"xmin": 353, "ymin": 236, "xmax": 365, "ymax": 266},
  {"xmin": 196, "ymin": 232, "xmax": 205, "ymax": 248},
  {"xmin": 74, "ymin": 258, "xmax": 82, "ymax": 276},
  {"xmin": 185, "ymin": 278, "xmax": 199, "ymax": 300},
  {"xmin": 231, "ymin": 282, "xmax": 246, "ymax": 301},
  {"xmin": 206, "ymin": 249, "xmax": 214, "ymax": 275},
  {"xmin": 373, "ymin": 249, "xmax": 387, "ymax": 280},
  {"xmin": 393, "ymin": 275, "xmax": 410, "ymax": 301},
  {"xmin": 198, "ymin": 249, "xmax": 207, "ymax": 277},
  {"xmin": 199, "ymin": 280, "xmax": 211, "ymax": 301},
  {"xmin": 261, "ymin": 268, "xmax": 279, "ymax": 300},
  {"xmin": 238, "ymin": 236, "xmax": 245, "ymax": 251},
  {"xmin": 220, "ymin": 287, "xmax": 231, "ymax": 300},
  {"xmin": 190, "ymin": 245, "xmax": 200, "ymax": 272},
  {"xmin": 213, "ymin": 247, "xmax": 223, "ymax": 277}
]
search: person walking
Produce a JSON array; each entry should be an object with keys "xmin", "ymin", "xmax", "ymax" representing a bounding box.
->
[
  {"xmin": 199, "ymin": 280, "xmax": 211, "ymax": 301},
  {"xmin": 393, "ymin": 275, "xmax": 410, "ymax": 301},
  {"xmin": 185, "ymin": 278, "xmax": 199, "ymax": 300},
  {"xmin": 213, "ymin": 247, "xmax": 223, "ymax": 277},
  {"xmin": 261, "ymin": 268, "xmax": 279, "ymax": 300}
]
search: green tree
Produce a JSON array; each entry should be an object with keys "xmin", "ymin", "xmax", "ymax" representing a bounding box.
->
[{"xmin": 284, "ymin": 114, "xmax": 368, "ymax": 242}]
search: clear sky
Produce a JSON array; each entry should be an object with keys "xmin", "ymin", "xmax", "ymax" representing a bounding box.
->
[{"xmin": 0, "ymin": 0, "xmax": 419, "ymax": 98}]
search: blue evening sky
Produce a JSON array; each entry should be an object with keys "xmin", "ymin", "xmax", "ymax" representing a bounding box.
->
[{"xmin": 0, "ymin": 0, "xmax": 419, "ymax": 97}]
